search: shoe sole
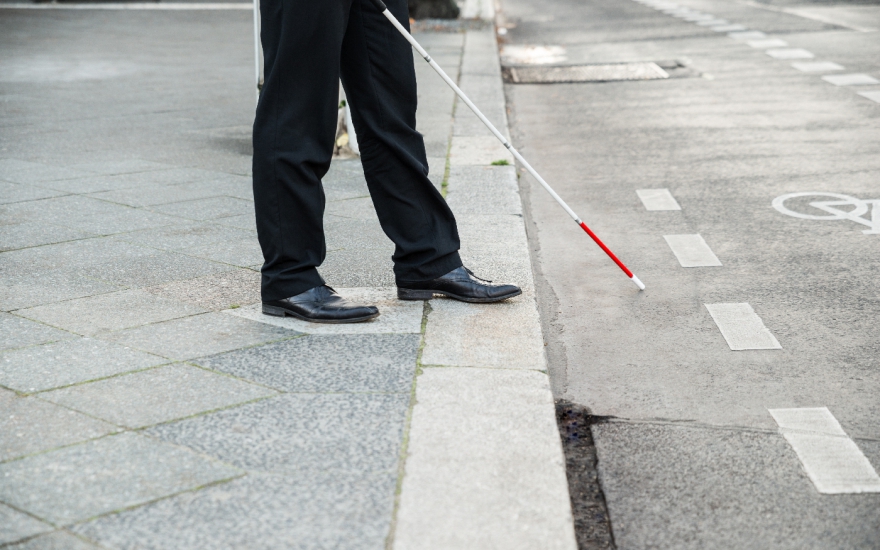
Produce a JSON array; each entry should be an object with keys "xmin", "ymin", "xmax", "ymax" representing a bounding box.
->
[
  {"xmin": 261, "ymin": 304, "xmax": 380, "ymax": 324},
  {"xmin": 397, "ymin": 287, "xmax": 522, "ymax": 303}
]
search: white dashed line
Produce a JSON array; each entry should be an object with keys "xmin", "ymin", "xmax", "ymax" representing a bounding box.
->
[
  {"xmin": 821, "ymin": 73, "xmax": 880, "ymax": 86},
  {"xmin": 766, "ymin": 48, "xmax": 814, "ymax": 59},
  {"xmin": 747, "ymin": 39, "xmax": 788, "ymax": 48},
  {"xmin": 769, "ymin": 407, "xmax": 880, "ymax": 494},
  {"xmin": 697, "ymin": 19, "xmax": 729, "ymax": 26},
  {"xmin": 729, "ymin": 30, "xmax": 766, "ymax": 40},
  {"xmin": 705, "ymin": 303, "xmax": 781, "ymax": 350},
  {"xmin": 636, "ymin": 188, "xmax": 681, "ymax": 211},
  {"xmin": 712, "ymin": 24, "xmax": 747, "ymax": 32},
  {"xmin": 858, "ymin": 91, "xmax": 880, "ymax": 103},
  {"xmin": 663, "ymin": 235, "xmax": 722, "ymax": 267},
  {"xmin": 791, "ymin": 61, "xmax": 844, "ymax": 73}
]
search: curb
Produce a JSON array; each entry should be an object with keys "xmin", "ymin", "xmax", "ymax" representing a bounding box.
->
[{"xmin": 390, "ymin": 18, "xmax": 578, "ymax": 550}]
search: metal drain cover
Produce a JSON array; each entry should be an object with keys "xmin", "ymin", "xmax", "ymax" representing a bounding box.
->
[{"xmin": 505, "ymin": 62, "xmax": 670, "ymax": 84}]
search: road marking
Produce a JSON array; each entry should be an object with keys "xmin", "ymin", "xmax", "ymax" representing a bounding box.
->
[
  {"xmin": 705, "ymin": 303, "xmax": 781, "ymax": 350},
  {"xmin": 769, "ymin": 408, "xmax": 880, "ymax": 494},
  {"xmin": 858, "ymin": 90, "xmax": 880, "ymax": 103},
  {"xmin": 637, "ymin": 188, "xmax": 681, "ymax": 211},
  {"xmin": 0, "ymin": 2, "xmax": 252, "ymax": 8},
  {"xmin": 729, "ymin": 30, "xmax": 766, "ymax": 40},
  {"xmin": 791, "ymin": 61, "xmax": 845, "ymax": 73},
  {"xmin": 772, "ymin": 192, "xmax": 880, "ymax": 234},
  {"xmin": 766, "ymin": 48, "xmax": 814, "ymax": 59},
  {"xmin": 712, "ymin": 24, "xmax": 747, "ymax": 32},
  {"xmin": 747, "ymin": 39, "xmax": 788, "ymax": 48},
  {"xmin": 663, "ymin": 235, "xmax": 722, "ymax": 267},
  {"xmin": 821, "ymin": 73, "xmax": 880, "ymax": 86},
  {"xmin": 698, "ymin": 19, "xmax": 729, "ymax": 26}
]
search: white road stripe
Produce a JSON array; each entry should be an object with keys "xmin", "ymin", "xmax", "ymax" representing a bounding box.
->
[
  {"xmin": 858, "ymin": 91, "xmax": 880, "ymax": 103},
  {"xmin": 705, "ymin": 303, "xmax": 781, "ymax": 350},
  {"xmin": 747, "ymin": 39, "xmax": 788, "ymax": 48},
  {"xmin": 822, "ymin": 73, "xmax": 880, "ymax": 86},
  {"xmin": 766, "ymin": 48, "xmax": 814, "ymax": 59},
  {"xmin": 712, "ymin": 24, "xmax": 747, "ymax": 32},
  {"xmin": 769, "ymin": 407, "xmax": 880, "ymax": 494},
  {"xmin": 791, "ymin": 61, "xmax": 845, "ymax": 73},
  {"xmin": 728, "ymin": 30, "xmax": 766, "ymax": 40},
  {"xmin": 663, "ymin": 235, "xmax": 722, "ymax": 267},
  {"xmin": 636, "ymin": 188, "xmax": 681, "ymax": 211},
  {"xmin": 0, "ymin": 2, "xmax": 252, "ymax": 9}
]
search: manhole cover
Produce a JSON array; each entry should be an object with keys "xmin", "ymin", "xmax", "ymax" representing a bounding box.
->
[{"xmin": 504, "ymin": 62, "xmax": 670, "ymax": 84}]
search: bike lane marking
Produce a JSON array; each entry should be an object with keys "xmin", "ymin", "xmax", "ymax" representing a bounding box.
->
[
  {"xmin": 663, "ymin": 234, "xmax": 722, "ymax": 267},
  {"xmin": 821, "ymin": 73, "xmax": 880, "ymax": 86},
  {"xmin": 769, "ymin": 408, "xmax": 880, "ymax": 494},
  {"xmin": 636, "ymin": 188, "xmax": 680, "ymax": 211},
  {"xmin": 705, "ymin": 303, "xmax": 781, "ymax": 350}
]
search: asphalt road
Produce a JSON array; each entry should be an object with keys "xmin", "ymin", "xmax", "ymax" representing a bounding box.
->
[{"xmin": 499, "ymin": 0, "xmax": 880, "ymax": 547}]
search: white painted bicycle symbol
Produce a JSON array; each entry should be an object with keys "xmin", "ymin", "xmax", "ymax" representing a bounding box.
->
[{"xmin": 773, "ymin": 192, "xmax": 880, "ymax": 235}]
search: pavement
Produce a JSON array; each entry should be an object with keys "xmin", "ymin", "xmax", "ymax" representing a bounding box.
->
[
  {"xmin": 500, "ymin": 0, "xmax": 880, "ymax": 547},
  {"xmin": 0, "ymin": 3, "xmax": 576, "ymax": 549}
]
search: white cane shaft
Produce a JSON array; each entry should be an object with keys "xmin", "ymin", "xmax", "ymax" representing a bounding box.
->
[{"xmin": 253, "ymin": 0, "xmax": 261, "ymax": 105}]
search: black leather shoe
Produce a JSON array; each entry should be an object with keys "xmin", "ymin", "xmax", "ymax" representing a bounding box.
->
[
  {"xmin": 262, "ymin": 285, "xmax": 379, "ymax": 324},
  {"xmin": 397, "ymin": 267, "xmax": 521, "ymax": 303}
]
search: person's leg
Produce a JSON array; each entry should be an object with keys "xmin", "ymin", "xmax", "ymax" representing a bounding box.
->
[
  {"xmin": 253, "ymin": 0, "xmax": 351, "ymax": 301},
  {"xmin": 339, "ymin": 0, "xmax": 463, "ymax": 285}
]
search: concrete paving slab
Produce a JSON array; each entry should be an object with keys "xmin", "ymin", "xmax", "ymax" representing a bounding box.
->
[
  {"xmin": 88, "ymin": 181, "xmax": 229, "ymax": 208},
  {"xmin": 1, "ymin": 222, "xmax": 94, "ymax": 252},
  {"xmin": 211, "ymin": 211, "xmax": 256, "ymax": 231},
  {"xmin": 148, "ymin": 393, "xmax": 409, "ymax": 475},
  {"xmin": 0, "ymin": 503, "xmax": 53, "ymax": 546},
  {"xmin": 67, "ymin": 159, "xmax": 175, "ymax": 176},
  {"xmin": 449, "ymin": 136, "xmax": 514, "ymax": 166},
  {"xmin": 73, "ymin": 471, "xmax": 397, "ymax": 550},
  {"xmin": 766, "ymin": 48, "xmax": 814, "ymax": 59},
  {"xmin": 421, "ymin": 294, "xmax": 544, "ymax": 369},
  {"xmin": 111, "ymin": 221, "xmax": 247, "ymax": 252},
  {"xmin": 196, "ymin": 333, "xmax": 419, "ymax": 394},
  {"xmin": 0, "ymin": 337, "xmax": 167, "ymax": 393},
  {"xmin": 705, "ymin": 303, "xmax": 782, "ymax": 351},
  {"xmin": 0, "ymin": 387, "xmax": 118, "ymax": 462},
  {"xmin": 5, "ymin": 531, "xmax": 102, "ymax": 550},
  {"xmin": 4, "ymin": 195, "xmax": 181, "ymax": 235},
  {"xmin": 821, "ymin": 73, "xmax": 880, "ymax": 86},
  {"xmin": 80, "ymin": 250, "xmax": 230, "ymax": 289},
  {"xmin": 1, "ymin": 269, "xmax": 124, "ymax": 312},
  {"xmin": 101, "ymin": 312, "xmax": 296, "ymax": 361},
  {"xmin": 0, "ymin": 180, "xmax": 66, "ymax": 205},
  {"xmin": 0, "ymin": 432, "xmax": 241, "ymax": 526},
  {"xmin": 0, "ymin": 312, "xmax": 76, "ymax": 351},
  {"xmin": 0, "ymin": 159, "xmax": 91, "ymax": 185},
  {"xmin": 178, "ymin": 231, "xmax": 263, "ymax": 267},
  {"xmin": 149, "ymin": 196, "xmax": 253, "ymax": 221},
  {"xmin": 225, "ymin": 288, "xmax": 422, "ymax": 335},
  {"xmin": 144, "ymin": 268, "xmax": 260, "ymax": 311},
  {"xmin": 445, "ymin": 165, "xmax": 522, "ymax": 215},
  {"xmin": 16, "ymin": 289, "xmax": 206, "ymax": 337},
  {"xmin": 35, "ymin": 168, "xmax": 219, "ymax": 194},
  {"xmin": 792, "ymin": 61, "xmax": 845, "ymax": 73},
  {"xmin": 394, "ymin": 368, "xmax": 576, "ymax": 550},
  {"xmin": 318, "ymin": 246, "xmax": 397, "ymax": 288},
  {"xmin": 41, "ymin": 364, "xmax": 276, "ymax": 429}
]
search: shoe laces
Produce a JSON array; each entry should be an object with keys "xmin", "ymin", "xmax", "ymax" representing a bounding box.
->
[{"xmin": 464, "ymin": 267, "xmax": 492, "ymax": 283}]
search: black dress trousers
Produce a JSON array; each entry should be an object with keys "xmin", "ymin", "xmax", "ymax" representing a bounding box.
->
[{"xmin": 253, "ymin": 0, "xmax": 462, "ymax": 301}]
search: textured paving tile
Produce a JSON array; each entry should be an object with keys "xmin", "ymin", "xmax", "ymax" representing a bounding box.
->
[
  {"xmin": 73, "ymin": 471, "xmax": 396, "ymax": 550},
  {"xmin": 149, "ymin": 196, "xmax": 253, "ymax": 221},
  {"xmin": 102, "ymin": 312, "xmax": 296, "ymax": 360},
  {"xmin": 421, "ymin": 294, "xmax": 545, "ymax": 369},
  {"xmin": 0, "ymin": 159, "xmax": 91, "ymax": 185},
  {"xmin": 0, "ymin": 337, "xmax": 167, "ymax": 393},
  {"xmin": 0, "ymin": 503, "xmax": 54, "ymax": 545},
  {"xmin": 0, "ymin": 432, "xmax": 241, "ymax": 526},
  {"xmin": 35, "ymin": 168, "xmax": 217, "ymax": 194},
  {"xmin": 17, "ymin": 289, "xmax": 206, "ymax": 336},
  {"xmin": 0, "ymin": 181, "xmax": 66, "ymax": 205},
  {"xmin": 112, "ymin": 222, "xmax": 245, "ymax": 251},
  {"xmin": 88, "ymin": 181, "xmax": 227, "ymax": 208},
  {"xmin": 41, "ymin": 364, "xmax": 276, "ymax": 429},
  {"xmin": 1, "ymin": 269, "xmax": 123, "ymax": 312},
  {"xmin": 0, "ymin": 312, "xmax": 76, "ymax": 351},
  {"xmin": 3, "ymin": 195, "xmax": 181, "ymax": 235},
  {"xmin": 78, "ymin": 251, "xmax": 230, "ymax": 289},
  {"xmin": 449, "ymin": 136, "xmax": 513, "ymax": 166},
  {"xmin": 197, "ymin": 333, "xmax": 419, "ymax": 393},
  {"xmin": 445, "ymin": 165, "xmax": 522, "ymax": 215},
  {"xmin": 225, "ymin": 288, "xmax": 423, "ymax": 335},
  {"xmin": 0, "ymin": 387, "xmax": 119, "ymax": 461},
  {"xmin": 5, "ymin": 531, "xmax": 103, "ymax": 549},
  {"xmin": 144, "ymin": 268, "xmax": 260, "ymax": 311},
  {"xmin": 179, "ymin": 231, "xmax": 263, "ymax": 267},
  {"xmin": 67, "ymin": 159, "xmax": 175, "ymax": 175},
  {"xmin": 0, "ymin": 222, "xmax": 94, "ymax": 252},
  {"xmin": 148, "ymin": 393, "xmax": 409, "ymax": 475}
]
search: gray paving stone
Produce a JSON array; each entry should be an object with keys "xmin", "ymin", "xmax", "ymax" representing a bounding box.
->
[
  {"xmin": 179, "ymin": 231, "xmax": 264, "ymax": 268},
  {"xmin": 102, "ymin": 312, "xmax": 297, "ymax": 361},
  {"xmin": 445, "ymin": 165, "xmax": 522, "ymax": 215},
  {"xmin": 0, "ymin": 387, "xmax": 118, "ymax": 462},
  {"xmin": 41, "ymin": 364, "xmax": 276, "ymax": 429},
  {"xmin": 149, "ymin": 196, "xmax": 253, "ymax": 221},
  {"xmin": 0, "ymin": 337, "xmax": 167, "ymax": 393},
  {"xmin": 88, "ymin": 181, "xmax": 229, "ymax": 208},
  {"xmin": 449, "ymin": 136, "xmax": 513, "ymax": 166},
  {"xmin": 147, "ymin": 393, "xmax": 409, "ymax": 475},
  {"xmin": 5, "ymin": 531, "xmax": 103, "ymax": 550},
  {"xmin": 0, "ymin": 312, "xmax": 76, "ymax": 351},
  {"xmin": 73, "ymin": 471, "xmax": 396, "ymax": 550},
  {"xmin": 16, "ymin": 289, "xmax": 206, "ymax": 337},
  {"xmin": 211, "ymin": 211, "xmax": 256, "ymax": 231},
  {"xmin": 322, "ymin": 160, "xmax": 369, "ymax": 202},
  {"xmin": 35, "ymin": 168, "xmax": 218, "ymax": 194},
  {"xmin": 0, "ymin": 503, "xmax": 53, "ymax": 546},
  {"xmin": 325, "ymin": 196, "xmax": 379, "ymax": 221},
  {"xmin": 0, "ymin": 181, "xmax": 66, "ymax": 205},
  {"xmin": 0, "ymin": 222, "xmax": 94, "ymax": 252},
  {"xmin": 144, "ymin": 268, "xmax": 261, "ymax": 311},
  {"xmin": 197, "ymin": 333, "xmax": 419, "ymax": 393},
  {"xmin": 0, "ymin": 159, "xmax": 92, "ymax": 185},
  {"xmin": 112, "ymin": 222, "xmax": 246, "ymax": 252},
  {"xmin": 79, "ymin": 250, "xmax": 230, "ymax": 289},
  {"xmin": 3, "ymin": 195, "xmax": 181, "ymax": 235},
  {"xmin": 319, "ymin": 247, "xmax": 396, "ymax": 288},
  {"xmin": 0, "ymin": 432, "xmax": 241, "ymax": 526},
  {"xmin": 1, "ymin": 269, "xmax": 124, "ymax": 312},
  {"xmin": 68, "ymin": 159, "xmax": 175, "ymax": 175}
]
